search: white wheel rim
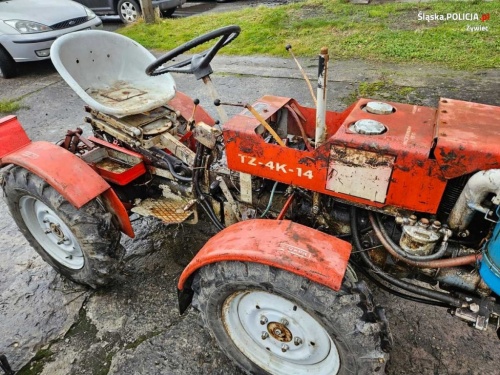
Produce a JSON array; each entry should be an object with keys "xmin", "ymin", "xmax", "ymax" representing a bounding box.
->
[
  {"xmin": 19, "ymin": 196, "xmax": 84, "ymax": 269},
  {"xmin": 222, "ymin": 290, "xmax": 340, "ymax": 375},
  {"xmin": 120, "ymin": 2, "xmax": 139, "ymax": 22}
]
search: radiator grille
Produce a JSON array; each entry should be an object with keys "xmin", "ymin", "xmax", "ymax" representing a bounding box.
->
[{"xmin": 51, "ymin": 17, "xmax": 88, "ymax": 30}]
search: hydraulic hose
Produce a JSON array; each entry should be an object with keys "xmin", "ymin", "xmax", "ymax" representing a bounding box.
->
[
  {"xmin": 368, "ymin": 212, "xmax": 478, "ymax": 268},
  {"xmin": 351, "ymin": 260, "xmax": 452, "ymax": 308},
  {"xmin": 193, "ymin": 144, "xmax": 225, "ymax": 231},
  {"xmin": 260, "ymin": 181, "xmax": 279, "ymax": 218},
  {"xmin": 350, "ymin": 207, "xmax": 464, "ymax": 308},
  {"xmin": 375, "ymin": 214, "xmax": 449, "ymax": 261},
  {"xmin": 150, "ymin": 147, "xmax": 192, "ymax": 182}
]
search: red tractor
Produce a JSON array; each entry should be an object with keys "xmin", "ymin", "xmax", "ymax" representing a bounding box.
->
[{"xmin": 1, "ymin": 26, "xmax": 500, "ymax": 374}]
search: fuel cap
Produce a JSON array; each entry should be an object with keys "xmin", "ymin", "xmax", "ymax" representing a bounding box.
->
[
  {"xmin": 349, "ymin": 119, "xmax": 386, "ymax": 135},
  {"xmin": 365, "ymin": 101, "xmax": 394, "ymax": 115}
]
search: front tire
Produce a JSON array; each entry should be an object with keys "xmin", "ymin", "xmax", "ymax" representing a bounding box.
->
[
  {"xmin": 193, "ymin": 262, "xmax": 391, "ymax": 375},
  {"xmin": 117, "ymin": 0, "xmax": 142, "ymax": 23},
  {"xmin": 0, "ymin": 45, "xmax": 18, "ymax": 79},
  {"xmin": 2, "ymin": 166, "xmax": 124, "ymax": 288}
]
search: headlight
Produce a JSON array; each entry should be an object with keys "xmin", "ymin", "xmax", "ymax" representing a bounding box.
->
[
  {"xmin": 84, "ymin": 6, "xmax": 97, "ymax": 20},
  {"xmin": 4, "ymin": 20, "xmax": 52, "ymax": 34}
]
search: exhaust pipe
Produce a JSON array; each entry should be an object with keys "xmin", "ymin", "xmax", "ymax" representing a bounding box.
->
[{"xmin": 448, "ymin": 169, "xmax": 500, "ymax": 231}]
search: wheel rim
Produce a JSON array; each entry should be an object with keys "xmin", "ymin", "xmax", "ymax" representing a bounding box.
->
[
  {"xmin": 120, "ymin": 2, "xmax": 139, "ymax": 23},
  {"xmin": 19, "ymin": 196, "xmax": 84, "ymax": 269},
  {"xmin": 222, "ymin": 290, "xmax": 340, "ymax": 375}
]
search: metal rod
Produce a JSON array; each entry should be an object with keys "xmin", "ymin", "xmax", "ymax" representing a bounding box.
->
[
  {"xmin": 277, "ymin": 192, "xmax": 295, "ymax": 220},
  {"xmin": 285, "ymin": 44, "xmax": 317, "ymax": 107},
  {"xmin": 244, "ymin": 104, "xmax": 286, "ymax": 147},
  {"xmin": 315, "ymin": 47, "xmax": 329, "ymax": 148},
  {"xmin": 202, "ymin": 76, "xmax": 229, "ymax": 124}
]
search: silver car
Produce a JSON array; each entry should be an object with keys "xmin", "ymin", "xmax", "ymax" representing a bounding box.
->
[
  {"xmin": 74, "ymin": 0, "xmax": 186, "ymax": 23},
  {"xmin": 0, "ymin": 0, "xmax": 103, "ymax": 78}
]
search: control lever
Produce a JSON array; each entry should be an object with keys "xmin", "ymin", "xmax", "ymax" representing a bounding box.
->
[
  {"xmin": 285, "ymin": 44, "xmax": 317, "ymax": 106},
  {"xmin": 188, "ymin": 98, "xmax": 200, "ymax": 130}
]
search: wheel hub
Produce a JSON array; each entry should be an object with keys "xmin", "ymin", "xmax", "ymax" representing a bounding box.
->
[
  {"xmin": 222, "ymin": 290, "xmax": 340, "ymax": 374},
  {"xmin": 49, "ymin": 222, "xmax": 64, "ymax": 239},
  {"xmin": 267, "ymin": 321, "xmax": 292, "ymax": 342}
]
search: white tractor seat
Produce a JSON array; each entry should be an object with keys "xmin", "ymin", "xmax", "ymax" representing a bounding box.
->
[{"xmin": 50, "ymin": 30, "xmax": 176, "ymax": 117}]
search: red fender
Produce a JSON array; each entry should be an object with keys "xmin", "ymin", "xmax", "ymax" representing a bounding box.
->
[
  {"xmin": 178, "ymin": 219, "xmax": 352, "ymax": 292},
  {"xmin": 169, "ymin": 91, "xmax": 215, "ymax": 125},
  {"xmin": 1, "ymin": 117, "xmax": 134, "ymax": 238}
]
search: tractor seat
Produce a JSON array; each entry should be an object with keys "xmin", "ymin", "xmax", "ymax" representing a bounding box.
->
[{"xmin": 50, "ymin": 30, "xmax": 176, "ymax": 117}]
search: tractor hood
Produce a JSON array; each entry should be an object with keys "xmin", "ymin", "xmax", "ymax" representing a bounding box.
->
[
  {"xmin": 0, "ymin": 0, "xmax": 88, "ymax": 28},
  {"xmin": 434, "ymin": 98, "xmax": 500, "ymax": 178}
]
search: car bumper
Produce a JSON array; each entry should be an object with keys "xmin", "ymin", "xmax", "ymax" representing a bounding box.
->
[
  {"xmin": 153, "ymin": 0, "xmax": 186, "ymax": 11},
  {"xmin": 0, "ymin": 17, "xmax": 102, "ymax": 63}
]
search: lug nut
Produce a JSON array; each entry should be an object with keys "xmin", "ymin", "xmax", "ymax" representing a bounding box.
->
[
  {"xmin": 294, "ymin": 337, "xmax": 303, "ymax": 346},
  {"xmin": 281, "ymin": 344, "xmax": 289, "ymax": 352},
  {"xmin": 280, "ymin": 318, "xmax": 289, "ymax": 326},
  {"xmin": 260, "ymin": 316, "xmax": 268, "ymax": 325},
  {"xmin": 261, "ymin": 332, "xmax": 269, "ymax": 340}
]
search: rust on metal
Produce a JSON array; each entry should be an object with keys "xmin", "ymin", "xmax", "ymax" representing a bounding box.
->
[
  {"xmin": 2, "ymin": 141, "xmax": 109, "ymax": 208},
  {"xmin": 223, "ymin": 96, "xmax": 447, "ymax": 214},
  {"xmin": 267, "ymin": 322, "xmax": 293, "ymax": 342},
  {"xmin": 131, "ymin": 197, "xmax": 194, "ymax": 224},
  {"xmin": 86, "ymin": 81, "xmax": 152, "ymax": 112},
  {"xmin": 435, "ymin": 98, "xmax": 500, "ymax": 178},
  {"xmin": 178, "ymin": 219, "xmax": 351, "ymax": 291},
  {"xmin": 160, "ymin": 133, "xmax": 196, "ymax": 166},
  {"xmin": 326, "ymin": 146, "xmax": 395, "ymax": 203}
]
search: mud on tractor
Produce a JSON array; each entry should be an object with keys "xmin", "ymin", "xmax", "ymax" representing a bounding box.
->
[{"xmin": 1, "ymin": 26, "xmax": 500, "ymax": 374}]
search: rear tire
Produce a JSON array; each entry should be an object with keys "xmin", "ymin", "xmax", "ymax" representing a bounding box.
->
[
  {"xmin": 193, "ymin": 262, "xmax": 391, "ymax": 375},
  {"xmin": 117, "ymin": 0, "xmax": 142, "ymax": 23},
  {"xmin": 0, "ymin": 45, "xmax": 18, "ymax": 79},
  {"xmin": 2, "ymin": 166, "xmax": 124, "ymax": 288}
]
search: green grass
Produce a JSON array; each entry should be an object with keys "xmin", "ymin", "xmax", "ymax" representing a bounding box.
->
[
  {"xmin": 0, "ymin": 98, "xmax": 21, "ymax": 113},
  {"xmin": 341, "ymin": 79, "xmax": 418, "ymax": 105},
  {"xmin": 120, "ymin": 0, "xmax": 499, "ymax": 70}
]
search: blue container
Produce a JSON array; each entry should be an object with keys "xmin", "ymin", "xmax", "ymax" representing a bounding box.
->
[{"xmin": 479, "ymin": 214, "xmax": 500, "ymax": 296}]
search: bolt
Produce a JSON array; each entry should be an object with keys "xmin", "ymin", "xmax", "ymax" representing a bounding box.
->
[
  {"xmin": 294, "ymin": 337, "xmax": 303, "ymax": 346},
  {"xmin": 274, "ymin": 329, "xmax": 282, "ymax": 336},
  {"xmin": 281, "ymin": 344, "xmax": 289, "ymax": 353},
  {"xmin": 66, "ymin": 255, "xmax": 73, "ymax": 260},
  {"xmin": 260, "ymin": 316, "xmax": 268, "ymax": 325},
  {"xmin": 45, "ymin": 230, "xmax": 51, "ymax": 234},
  {"xmin": 280, "ymin": 318, "xmax": 289, "ymax": 326},
  {"xmin": 261, "ymin": 332, "xmax": 269, "ymax": 340}
]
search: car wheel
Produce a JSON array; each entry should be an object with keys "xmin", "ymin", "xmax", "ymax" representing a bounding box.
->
[
  {"xmin": 161, "ymin": 8, "xmax": 176, "ymax": 17},
  {"xmin": 117, "ymin": 0, "xmax": 142, "ymax": 24},
  {"xmin": 193, "ymin": 262, "xmax": 391, "ymax": 375},
  {"xmin": 0, "ymin": 45, "xmax": 18, "ymax": 79},
  {"xmin": 2, "ymin": 166, "xmax": 125, "ymax": 288}
]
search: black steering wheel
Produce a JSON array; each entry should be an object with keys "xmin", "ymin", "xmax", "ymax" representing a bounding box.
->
[{"xmin": 145, "ymin": 25, "xmax": 241, "ymax": 79}]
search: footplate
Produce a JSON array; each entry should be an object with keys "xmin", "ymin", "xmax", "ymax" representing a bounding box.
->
[{"xmin": 131, "ymin": 197, "xmax": 196, "ymax": 224}]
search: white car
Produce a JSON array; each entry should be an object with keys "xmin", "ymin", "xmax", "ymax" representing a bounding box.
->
[{"xmin": 0, "ymin": 0, "xmax": 103, "ymax": 78}]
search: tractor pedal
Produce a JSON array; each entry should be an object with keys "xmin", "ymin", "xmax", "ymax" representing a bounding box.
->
[{"xmin": 131, "ymin": 197, "xmax": 195, "ymax": 224}]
